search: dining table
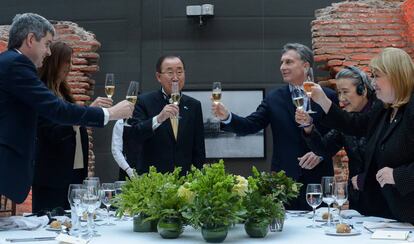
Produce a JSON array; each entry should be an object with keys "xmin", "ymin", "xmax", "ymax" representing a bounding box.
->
[{"xmin": 0, "ymin": 211, "xmax": 412, "ymax": 244}]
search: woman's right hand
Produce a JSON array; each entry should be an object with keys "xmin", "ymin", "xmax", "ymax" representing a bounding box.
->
[{"xmin": 310, "ymin": 84, "xmax": 332, "ymax": 114}]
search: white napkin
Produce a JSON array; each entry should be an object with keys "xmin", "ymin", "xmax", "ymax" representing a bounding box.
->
[
  {"xmin": 371, "ymin": 230, "xmax": 409, "ymax": 240},
  {"xmin": 0, "ymin": 216, "xmax": 49, "ymax": 230},
  {"xmin": 56, "ymin": 233, "xmax": 90, "ymax": 244},
  {"xmin": 363, "ymin": 220, "xmax": 414, "ymax": 230}
]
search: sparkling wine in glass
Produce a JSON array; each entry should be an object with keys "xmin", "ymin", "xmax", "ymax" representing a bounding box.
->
[
  {"xmin": 321, "ymin": 176, "xmax": 335, "ymax": 227},
  {"xmin": 124, "ymin": 81, "xmax": 140, "ymax": 126},
  {"xmin": 105, "ymin": 73, "xmax": 115, "ymax": 98},
  {"xmin": 170, "ymin": 81, "xmax": 181, "ymax": 119},
  {"xmin": 306, "ymin": 183, "xmax": 322, "ymax": 228},
  {"xmin": 101, "ymin": 183, "xmax": 115, "ymax": 226},
  {"xmin": 212, "ymin": 82, "xmax": 222, "ymax": 104},
  {"xmin": 303, "ymin": 68, "xmax": 317, "ymax": 114},
  {"xmin": 291, "ymin": 88, "xmax": 308, "ymax": 127},
  {"xmin": 334, "ymin": 181, "xmax": 348, "ymax": 224}
]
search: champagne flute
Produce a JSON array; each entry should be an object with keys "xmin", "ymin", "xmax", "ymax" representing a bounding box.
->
[
  {"xmin": 81, "ymin": 185, "xmax": 100, "ymax": 238},
  {"xmin": 170, "ymin": 81, "xmax": 181, "ymax": 119},
  {"xmin": 306, "ymin": 183, "xmax": 322, "ymax": 228},
  {"xmin": 67, "ymin": 184, "xmax": 83, "ymax": 236},
  {"xmin": 334, "ymin": 181, "xmax": 348, "ymax": 224},
  {"xmin": 291, "ymin": 88, "xmax": 308, "ymax": 127},
  {"xmin": 303, "ymin": 68, "xmax": 317, "ymax": 114},
  {"xmin": 105, "ymin": 73, "xmax": 115, "ymax": 98},
  {"xmin": 321, "ymin": 176, "xmax": 335, "ymax": 227},
  {"xmin": 114, "ymin": 181, "xmax": 127, "ymax": 221},
  {"xmin": 69, "ymin": 188, "xmax": 86, "ymax": 237},
  {"xmin": 101, "ymin": 183, "xmax": 115, "ymax": 226},
  {"xmin": 124, "ymin": 81, "xmax": 140, "ymax": 126},
  {"xmin": 212, "ymin": 82, "xmax": 222, "ymax": 104}
]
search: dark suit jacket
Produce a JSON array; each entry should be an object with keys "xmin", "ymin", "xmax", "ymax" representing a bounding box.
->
[
  {"xmin": 222, "ymin": 85, "xmax": 337, "ymax": 182},
  {"xmin": 33, "ymin": 117, "xmax": 89, "ymax": 188},
  {"xmin": 130, "ymin": 90, "xmax": 206, "ymax": 174},
  {"xmin": 0, "ymin": 49, "xmax": 103, "ymax": 203},
  {"xmin": 322, "ymin": 95, "xmax": 414, "ymax": 222}
]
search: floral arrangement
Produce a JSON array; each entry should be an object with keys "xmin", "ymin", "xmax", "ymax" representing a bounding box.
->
[{"xmin": 180, "ymin": 160, "xmax": 247, "ymax": 229}]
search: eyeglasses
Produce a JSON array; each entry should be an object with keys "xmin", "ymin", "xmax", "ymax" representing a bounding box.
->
[{"xmin": 161, "ymin": 69, "xmax": 185, "ymax": 78}]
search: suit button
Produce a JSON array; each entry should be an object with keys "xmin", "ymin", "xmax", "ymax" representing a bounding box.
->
[{"xmin": 380, "ymin": 145, "xmax": 385, "ymax": 151}]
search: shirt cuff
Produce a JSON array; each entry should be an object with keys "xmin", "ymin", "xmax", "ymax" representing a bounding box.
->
[
  {"xmin": 221, "ymin": 112, "xmax": 232, "ymax": 124},
  {"xmin": 102, "ymin": 108, "xmax": 109, "ymax": 125},
  {"xmin": 152, "ymin": 116, "xmax": 161, "ymax": 130}
]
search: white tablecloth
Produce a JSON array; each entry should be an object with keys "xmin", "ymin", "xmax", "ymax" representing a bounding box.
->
[{"xmin": 0, "ymin": 214, "xmax": 412, "ymax": 244}]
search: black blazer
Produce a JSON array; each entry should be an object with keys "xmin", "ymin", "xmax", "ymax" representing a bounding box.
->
[
  {"xmin": 222, "ymin": 85, "xmax": 338, "ymax": 182},
  {"xmin": 130, "ymin": 90, "xmax": 206, "ymax": 174},
  {"xmin": 33, "ymin": 117, "xmax": 89, "ymax": 188},
  {"xmin": 322, "ymin": 95, "xmax": 414, "ymax": 222},
  {"xmin": 0, "ymin": 50, "xmax": 103, "ymax": 203}
]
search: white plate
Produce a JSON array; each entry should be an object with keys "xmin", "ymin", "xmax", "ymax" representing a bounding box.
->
[
  {"xmin": 80, "ymin": 216, "xmax": 103, "ymax": 222},
  {"xmin": 46, "ymin": 225, "xmax": 66, "ymax": 232},
  {"xmin": 316, "ymin": 218, "xmax": 339, "ymax": 223},
  {"xmin": 325, "ymin": 229, "xmax": 361, "ymax": 236}
]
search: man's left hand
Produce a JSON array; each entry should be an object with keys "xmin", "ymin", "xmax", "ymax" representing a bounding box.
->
[
  {"xmin": 376, "ymin": 167, "xmax": 395, "ymax": 187},
  {"xmin": 298, "ymin": 152, "xmax": 323, "ymax": 170}
]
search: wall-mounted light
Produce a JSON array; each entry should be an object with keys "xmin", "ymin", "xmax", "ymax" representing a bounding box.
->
[{"xmin": 186, "ymin": 4, "xmax": 214, "ymax": 27}]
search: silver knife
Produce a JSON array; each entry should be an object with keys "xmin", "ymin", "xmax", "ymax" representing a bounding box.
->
[{"xmin": 5, "ymin": 236, "xmax": 56, "ymax": 242}]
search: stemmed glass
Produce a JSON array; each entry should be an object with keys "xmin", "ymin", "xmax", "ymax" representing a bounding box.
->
[
  {"xmin": 291, "ymin": 88, "xmax": 307, "ymax": 127},
  {"xmin": 321, "ymin": 176, "xmax": 335, "ymax": 227},
  {"xmin": 67, "ymin": 184, "xmax": 83, "ymax": 236},
  {"xmin": 69, "ymin": 188, "xmax": 87, "ymax": 237},
  {"xmin": 83, "ymin": 179, "xmax": 100, "ymax": 236},
  {"xmin": 334, "ymin": 181, "xmax": 348, "ymax": 224},
  {"xmin": 105, "ymin": 73, "xmax": 115, "ymax": 98},
  {"xmin": 170, "ymin": 81, "xmax": 181, "ymax": 119},
  {"xmin": 212, "ymin": 82, "xmax": 222, "ymax": 104},
  {"xmin": 81, "ymin": 184, "xmax": 100, "ymax": 238},
  {"xmin": 101, "ymin": 183, "xmax": 115, "ymax": 226},
  {"xmin": 124, "ymin": 81, "xmax": 140, "ymax": 126},
  {"xmin": 306, "ymin": 183, "xmax": 322, "ymax": 228},
  {"xmin": 303, "ymin": 68, "xmax": 317, "ymax": 114}
]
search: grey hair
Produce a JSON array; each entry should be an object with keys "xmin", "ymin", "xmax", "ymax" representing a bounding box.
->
[
  {"xmin": 281, "ymin": 43, "xmax": 314, "ymax": 67},
  {"xmin": 335, "ymin": 68, "xmax": 361, "ymax": 86},
  {"xmin": 8, "ymin": 13, "xmax": 55, "ymax": 49}
]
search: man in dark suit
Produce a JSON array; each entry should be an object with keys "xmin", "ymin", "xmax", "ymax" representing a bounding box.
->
[
  {"xmin": 0, "ymin": 13, "xmax": 134, "ymax": 203},
  {"xmin": 212, "ymin": 43, "xmax": 338, "ymax": 209},
  {"xmin": 130, "ymin": 55, "xmax": 206, "ymax": 174}
]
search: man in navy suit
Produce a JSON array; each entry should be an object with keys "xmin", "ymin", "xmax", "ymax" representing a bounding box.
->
[
  {"xmin": 0, "ymin": 13, "xmax": 134, "ymax": 203},
  {"xmin": 129, "ymin": 55, "xmax": 206, "ymax": 174},
  {"xmin": 212, "ymin": 43, "xmax": 338, "ymax": 209}
]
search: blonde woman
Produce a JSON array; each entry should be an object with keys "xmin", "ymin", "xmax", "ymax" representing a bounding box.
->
[{"xmin": 296, "ymin": 47, "xmax": 414, "ymax": 222}]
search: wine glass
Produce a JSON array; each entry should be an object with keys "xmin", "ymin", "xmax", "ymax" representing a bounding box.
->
[
  {"xmin": 306, "ymin": 183, "xmax": 322, "ymax": 228},
  {"xmin": 124, "ymin": 81, "xmax": 140, "ymax": 126},
  {"xmin": 334, "ymin": 181, "xmax": 348, "ymax": 224},
  {"xmin": 212, "ymin": 82, "xmax": 222, "ymax": 104},
  {"xmin": 81, "ymin": 185, "xmax": 100, "ymax": 238},
  {"xmin": 67, "ymin": 184, "xmax": 83, "ymax": 236},
  {"xmin": 291, "ymin": 88, "xmax": 308, "ymax": 127},
  {"xmin": 101, "ymin": 183, "xmax": 115, "ymax": 226},
  {"xmin": 69, "ymin": 188, "xmax": 86, "ymax": 237},
  {"xmin": 114, "ymin": 181, "xmax": 127, "ymax": 221},
  {"xmin": 321, "ymin": 176, "xmax": 335, "ymax": 227},
  {"xmin": 303, "ymin": 68, "xmax": 317, "ymax": 114},
  {"xmin": 170, "ymin": 81, "xmax": 181, "ymax": 119},
  {"xmin": 105, "ymin": 73, "xmax": 115, "ymax": 98}
]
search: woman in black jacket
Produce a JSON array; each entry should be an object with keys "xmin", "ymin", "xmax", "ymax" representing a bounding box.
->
[
  {"xmin": 297, "ymin": 47, "xmax": 414, "ymax": 222},
  {"xmin": 32, "ymin": 42, "xmax": 112, "ymax": 212},
  {"xmin": 299, "ymin": 66, "xmax": 377, "ymax": 215}
]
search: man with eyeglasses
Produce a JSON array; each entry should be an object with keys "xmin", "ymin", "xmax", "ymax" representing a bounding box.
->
[{"xmin": 128, "ymin": 55, "xmax": 206, "ymax": 174}]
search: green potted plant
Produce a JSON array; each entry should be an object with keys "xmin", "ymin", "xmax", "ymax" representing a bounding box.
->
[
  {"xmin": 146, "ymin": 167, "xmax": 186, "ymax": 239},
  {"xmin": 244, "ymin": 167, "xmax": 302, "ymax": 235},
  {"xmin": 181, "ymin": 160, "xmax": 247, "ymax": 243},
  {"xmin": 113, "ymin": 167, "xmax": 165, "ymax": 232}
]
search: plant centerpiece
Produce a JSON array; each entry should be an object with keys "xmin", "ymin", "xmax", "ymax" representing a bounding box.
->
[
  {"xmin": 243, "ymin": 167, "xmax": 302, "ymax": 236},
  {"xmin": 113, "ymin": 166, "xmax": 171, "ymax": 232},
  {"xmin": 181, "ymin": 160, "xmax": 247, "ymax": 243}
]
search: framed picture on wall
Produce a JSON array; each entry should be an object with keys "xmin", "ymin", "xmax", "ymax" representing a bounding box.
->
[{"xmin": 184, "ymin": 89, "xmax": 265, "ymax": 159}]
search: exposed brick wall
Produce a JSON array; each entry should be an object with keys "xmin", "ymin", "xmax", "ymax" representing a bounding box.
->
[
  {"xmin": 312, "ymin": 0, "xmax": 412, "ymax": 183},
  {"xmin": 0, "ymin": 22, "xmax": 100, "ymax": 214}
]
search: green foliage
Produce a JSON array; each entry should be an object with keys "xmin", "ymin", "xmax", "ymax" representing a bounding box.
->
[
  {"xmin": 181, "ymin": 160, "xmax": 246, "ymax": 229},
  {"xmin": 243, "ymin": 166, "xmax": 302, "ymax": 222},
  {"xmin": 113, "ymin": 166, "xmax": 184, "ymax": 221}
]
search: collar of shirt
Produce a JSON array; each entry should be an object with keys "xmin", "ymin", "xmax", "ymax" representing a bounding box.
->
[{"xmin": 14, "ymin": 48, "xmax": 22, "ymax": 54}]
